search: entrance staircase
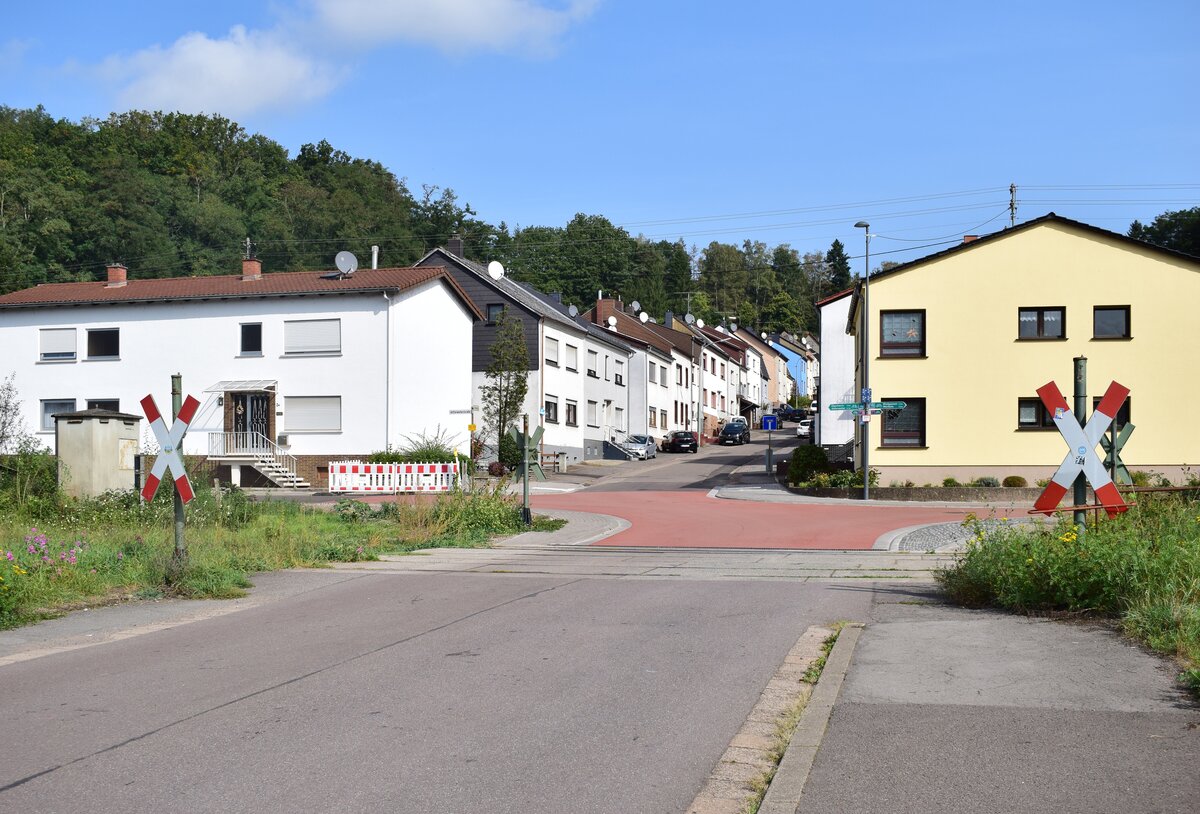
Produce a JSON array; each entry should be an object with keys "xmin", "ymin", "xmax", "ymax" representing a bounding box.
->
[{"xmin": 208, "ymin": 431, "xmax": 310, "ymax": 488}]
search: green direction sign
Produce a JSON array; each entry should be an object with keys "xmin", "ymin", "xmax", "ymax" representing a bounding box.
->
[
  {"xmin": 872, "ymin": 401, "xmax": 907, "ymax": 410},
  {"xmin": 829, "ymin": 403, "xmax": 861, "ymax": 411}
]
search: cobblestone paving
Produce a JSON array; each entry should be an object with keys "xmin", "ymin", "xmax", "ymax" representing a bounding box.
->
[{"xmin": 895, "ymin": 518, "xmax": 1042, "ymax": 552}]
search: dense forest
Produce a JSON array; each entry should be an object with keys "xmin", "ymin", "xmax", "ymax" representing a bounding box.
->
[{"xmin": 3, "ymin": 107, "xmax": 1197, "ymax": 334}]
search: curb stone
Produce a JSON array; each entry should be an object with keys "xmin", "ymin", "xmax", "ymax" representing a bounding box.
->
[{"xmin": 759, "ymin": 623, "xmax": 863, "ymax": 814}]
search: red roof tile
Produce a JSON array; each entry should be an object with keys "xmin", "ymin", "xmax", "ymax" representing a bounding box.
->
[{"xmin": 0, "ymin": 266, "xmax": 483, "ymax": 320}]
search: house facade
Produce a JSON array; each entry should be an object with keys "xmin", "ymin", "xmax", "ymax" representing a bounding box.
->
[
  {"xmin": 0, "ymin": 260, "xmax": 480, "ymax": 488},
  {"xmin": 845, "ymin": 214, "xmax": 1200, "ymax": 484},
  {"xmin": 815, "ymin": 290, "xmax": 855, "ymax": 447}
]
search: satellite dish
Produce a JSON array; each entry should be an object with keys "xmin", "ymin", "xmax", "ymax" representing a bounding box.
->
[
  {"xmin": 639, "ymin": 312, "xmax": 649, "ymax": 323},
  {"xmin": 568, "ymin": 304, "xmax": 579, "ymax": 317},
  {"xmin": 630, "ymin": 300, "xmax": 641, "ymax": 313},
  {"xmin": 730, "ymin": 322, "xmax": 738, "ymax": 332},
  {"xmin": 335, "ymin": 251, "xmax": 358, "ymax": 275},
  {"xmin": 487, "ymin": 261, "xmax": 505, "ymax": 280},
  {"xmin": 696, "ymin": 318, "xmax": 705, "ymax": 329},
  {"xmin": 761, "ymin": 331, "xmax": 768, "ymax": 340},
  {"xmin": 685, "ymin": 313, "xmax": 696, "ymax": 325},
  {"xmin": 607, "ymin": 315, "xmax": 617, "ymax": 328}
]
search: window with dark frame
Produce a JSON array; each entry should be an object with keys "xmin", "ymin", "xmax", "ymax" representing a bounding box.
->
[
  {"xmin": 881, "ymin": 398, "xmax": 925, "ymax": 447},
  {"xmin": 1018, "ymin": 307, "xmax": 1065, "ymax": 339},
  {"xmin": 87, "ymin": 328, "xmax": 120, "ymax": 358},
  {"xmin": 880, "ymin": 310, "xmax": 925, "ymax": 357},
  {"xmin": 565, "ymin": 400, "xmax": 578, "ymax": 426},
  {"xmin": 1093, "ymin": 306, "xmax": 1130, "ymax": 339},
  {"xmin": 241, "ymin": 323, "xmax": 263, "ymax": 355},
  {"xmin": 544, "ymin": 397, "xmax": 559, "ymax": 423},
  {"xmin": 87, "ymin": 399, "xmax": 120, "ymax": 412},
  {"xmin": 486, "ymin": 304, "xmax": 504, "ymax": 325},
  {"xmin": 1017, "ymin": 398, "xmax": 1057, "ymax": 429}
]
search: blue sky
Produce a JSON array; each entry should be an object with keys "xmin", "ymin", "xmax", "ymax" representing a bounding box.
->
[{"xmin": 2, "ymin": 1, "xmax": 1198, "ymax": 265}]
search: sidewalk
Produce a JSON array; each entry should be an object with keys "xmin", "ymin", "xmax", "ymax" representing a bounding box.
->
[{"xmin": 764, "ymin": 587, "xmax": 1199, "ymax": 813}]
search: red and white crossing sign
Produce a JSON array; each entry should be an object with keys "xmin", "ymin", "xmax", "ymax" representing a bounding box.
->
[
  {"xmin": 1032, "ymin": 380, "xmax": 1129, "ymax": 518},
  {"xmin": 141, "ymin": 393, "xmax": 200, "ymax": 504}
]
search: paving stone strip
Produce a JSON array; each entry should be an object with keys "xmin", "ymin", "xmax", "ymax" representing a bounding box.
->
[{"xmin": 686, "ymin": 624, "xmax": 834, "ymax": 814}]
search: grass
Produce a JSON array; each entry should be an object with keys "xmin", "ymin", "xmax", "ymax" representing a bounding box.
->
[
  {"xmin": 0, "ymin": 484, "xmax": 560, "ymax": 629},
  {"xmin": 937, "ymin": 497, "xmax": 1200, "ymax": 697}
]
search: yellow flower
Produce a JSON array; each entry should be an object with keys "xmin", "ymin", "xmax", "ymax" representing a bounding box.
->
[{"xmin": 1026, "ymin": 558, "xmax": 1034, "ymax": 564}]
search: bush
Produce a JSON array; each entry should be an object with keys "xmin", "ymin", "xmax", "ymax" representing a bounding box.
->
[
  {"xmin": 788, "ymin": 446, "xmax": 831, "ymax": 484},
  {"xmin": 1003, "ymin": 475, "xmax": 1028, "ymax": 488},
  {"xmin": 498, "ymin": 433, "xmax": 522, "ymax": 468},
  {"xmin": 488, "ymin": 461, "xmax": 508, "ymax": 477},
  {"xmin": 368, "ymin": 427, "xmax": 460, "ymax": 463},
  {"xmin": 942, "ymin": 477, "xmax": 962, "ymax": 488},
  {"xmin": 971, "ymin": 477, "xmax": 1001, "ymax": 488}
]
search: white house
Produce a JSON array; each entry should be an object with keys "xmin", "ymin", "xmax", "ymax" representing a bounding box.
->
[
  {"xmin": 817, "ymin": 288, "xmax": 855, "ymax": 447},
  {"xmin": 0, "ymin": 259, "xmax": 480, "ymax": 488}
]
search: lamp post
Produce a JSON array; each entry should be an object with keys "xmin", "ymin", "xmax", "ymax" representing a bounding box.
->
[{"xmin": 854, "ymin": 221, "xmax": 871, "ymax": 500}]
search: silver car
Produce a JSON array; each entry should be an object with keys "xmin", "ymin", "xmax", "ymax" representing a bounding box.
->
[{"xmin": 622, "ymin": 434, "xmax": 658, "ymax": 459}]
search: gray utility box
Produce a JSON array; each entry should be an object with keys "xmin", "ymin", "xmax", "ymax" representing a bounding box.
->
[{"xmin": 54, "ymin": 409, "xmax": 142, "ymax": 498}]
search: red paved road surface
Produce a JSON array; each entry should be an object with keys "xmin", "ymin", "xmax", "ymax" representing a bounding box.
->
[{"xmin": 532, "ymin": 491, "xmax": 1021, "ymax": 550}]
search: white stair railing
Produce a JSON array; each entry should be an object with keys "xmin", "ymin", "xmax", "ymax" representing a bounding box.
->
[{"xmin": 208, "ymin": 431, "xmax": 304, "ymax": 487}]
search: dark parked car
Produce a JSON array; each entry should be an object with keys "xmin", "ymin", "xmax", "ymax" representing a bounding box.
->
[
  {"xmin": 718, "ymin": 423, "xmax": 750, "ymax": 445},
  {"xmin": 666, "ymin": 430, "xmax": 699, "ymax": 453}
]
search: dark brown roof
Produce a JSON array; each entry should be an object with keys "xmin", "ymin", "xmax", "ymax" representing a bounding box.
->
[{"xmin": 0, "ymin": 266, "xmax": 484, "ymax": 320}]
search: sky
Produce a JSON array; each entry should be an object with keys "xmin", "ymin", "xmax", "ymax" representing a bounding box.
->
[{"xmin": 2, "ymin": 0, "xmax": 1198, "ymax": 267}]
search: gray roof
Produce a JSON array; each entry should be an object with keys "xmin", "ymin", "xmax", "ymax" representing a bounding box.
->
[{"xmin": 513, "ymin": 282, "xmax": 634, "ymax": 354}]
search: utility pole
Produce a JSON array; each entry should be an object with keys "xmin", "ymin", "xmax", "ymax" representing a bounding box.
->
[
  {"xmin": 170, "ymin": 373, "xmax": 187, "ymax": 579},
  {"xmin": 1009, "ymin": 183, "xmax": 1017, "ymax": 228}
]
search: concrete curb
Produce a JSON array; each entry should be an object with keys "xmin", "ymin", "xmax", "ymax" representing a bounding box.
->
[
  {"xmin": 759, "ymin": 623, "xmax": 863, "ymax": 814},
  {"xmin": 491, "ymin": 508, "xmax": 630, "ymax": 548}
]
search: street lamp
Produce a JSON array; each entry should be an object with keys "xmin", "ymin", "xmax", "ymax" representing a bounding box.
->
[{"xmin": 854, "ymin": 221, "xmax": 871, "ymax": 500}]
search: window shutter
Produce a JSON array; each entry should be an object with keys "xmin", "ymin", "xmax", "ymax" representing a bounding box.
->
[
  {"xmin": 285, "ymin": 320, "xmax": 341, "ymax": 354},
  {"xmin": 40, "ymin": 328, "xmax": 77, "ymax": 359},
  {"xmin": 285, "ymin": 396, "xmax": 341, "ymax": 431}
]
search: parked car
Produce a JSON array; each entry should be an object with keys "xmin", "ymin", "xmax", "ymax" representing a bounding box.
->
[
  {"xmin": 622, "ymin": 434, "xmax": 657, "ymax": 459},
  {"xmin": 728, "ymin": 415, "xmax": 748, "ymax": 427},
  {"xmin": 778, "ymin": 406, "xmax": 802, "ymax": 422},
  {"xmin": 719, "ymin": 423, "xmax": 751, "ymax": 445},
  {"xmin": 796, "ymin": 418, "xmax": 813, "ymax": 439},
  {"xmin": 666, "ymin": 430, "xmax": 699, "ymax": 453}
]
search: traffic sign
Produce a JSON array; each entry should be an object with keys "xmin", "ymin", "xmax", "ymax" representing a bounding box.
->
[
  {"xmin": 761, "ymin": 414, "xmax": 778, "ymax": 431},
  {"xmin": 141, "ymin": 392, "xmax": 199, "ymax": 503},
  {"xmin": 1031, "ymin": 380, "xmax": 1130, "ymax": 518},
  {"xmin": 829, "ymin": 403, "xmax": 861, "ymax": 411},
  {"xmin": 871, "ymin": 401, "xmax": 907, "ymax": 410}
]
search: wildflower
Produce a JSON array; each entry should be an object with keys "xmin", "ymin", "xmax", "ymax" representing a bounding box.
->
[
  {"xmin": 117, "ymin": 552, "xmax": 124, "ymax": 561},
  {"xmin": 5, "ymin": 551, "xmax": 12, "ymax": 561},
  {"xmin": 1026, "ymin": 558, "xmax": 1034, "ymax": 564},
  {"xmin": 27, "ymin": 545, "xmax": 35, "ymax": 554}
]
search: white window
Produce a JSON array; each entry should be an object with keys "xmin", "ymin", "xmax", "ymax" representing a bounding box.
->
[
  {"xmin": 285, "ymin": 396, "xmax": 342, "ymax": 432},
  {"xmin": 649, "ymin": 407, "xmax": 657, "ymax": 428},
  {"xmin": 284, "ymin": 319, "xmax": 341, "ymax": 355},
  {"xmin": 40, "ymin": 328, "xmax": 77, "ymax": 361},
  {"xmin": 41, "ymin": 399, "xmax": 75, "ymax": 431},
  {"xmin": 660, "ymin": 409, "xmax": 668, "ymax": 428},
  {"xmin": 615, "ymin": 407, "xmax": 625, "ymax": 431},
  {"xmin": 565, "ymin": 344, "xmax": 578, "ymax": 371},
  {"xmin": 587, "ymin": 400, "xmax": 599, "ymax": 427},
  {"xmin": 604, "ymin": 355, "xmax": 610, "ymax": 381},
  {"xmin": 648, "ymin": 362, "xmax": 657, "ymax": 383},
  {"xmin": 615, "ymin": 358, "xmax": 625, "ymax": 386},
  {"xmin": 660, "ymin": 365, "xmax": 668, "ymax": 387},
  {"xmin": 545, "ymin": 337, "xmax": 559, "ymax": 366},
  {"xmin": 587, "ymin": 350, "xmax": 598, "ymax": 377}
]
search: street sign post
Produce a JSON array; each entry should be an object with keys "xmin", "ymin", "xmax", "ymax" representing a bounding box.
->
[
  {"xmin": 761, "ymin": 414, "xmax": 777, "ymax": 472},
  {"xmin": 761, "ymin": 414, "xmax": 778, "ymax": 431}
]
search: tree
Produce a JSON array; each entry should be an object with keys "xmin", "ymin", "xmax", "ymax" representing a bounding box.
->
[
  {"xmin": 479, "ymin": 311, "xmax": 529, "ymax": 466},
  {"xmin": 1129, "ymin": 207, "xmax": 1200, "ymax": 258},
  {"xmin": 824, "ymin": 239, "xmax": 852, "ymax": 292},
  {"xmin": 0, "ymin": 373, "xmax": 28, "ymax": 454}
]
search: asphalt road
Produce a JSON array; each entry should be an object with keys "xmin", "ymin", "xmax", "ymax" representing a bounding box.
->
[{"xmin": 0, "ymin": 569, "xmax": 874, "ymax": 814}]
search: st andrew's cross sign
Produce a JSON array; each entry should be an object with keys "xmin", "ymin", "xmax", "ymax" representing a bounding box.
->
[
  {"xmin": 1031, "ymin": 380, "xmax": 1129, "ymax": 518},
  {"xmin": 141, "ymin": 392, "xmax": 200, "ymax": 504}
]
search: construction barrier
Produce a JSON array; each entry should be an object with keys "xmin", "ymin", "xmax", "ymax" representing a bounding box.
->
[{"xmin": 328, "ymin": 461, "xmax": 460, "ymax": 494}]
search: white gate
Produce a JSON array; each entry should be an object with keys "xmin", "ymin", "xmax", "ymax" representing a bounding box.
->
[{"xmin": 328, "ymin": 461, "xmax": 461, "ymax": 494}]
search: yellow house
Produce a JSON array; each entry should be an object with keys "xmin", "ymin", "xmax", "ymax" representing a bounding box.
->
[{"xmin": 846, "ymin": 213, "xmax": 1200, "ymax": 485}]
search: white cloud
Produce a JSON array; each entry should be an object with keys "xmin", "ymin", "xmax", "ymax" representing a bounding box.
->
[
  {"xmin": 1, "ymin": 39, "xmax": 33, "ymax": 73},
  {"xmin": 311, "ymin": 0, "xmax": 599, "ymax": 56},
  {"xmin": 102, "ymin": 25, "xmax": 339, "ymax": 117}
]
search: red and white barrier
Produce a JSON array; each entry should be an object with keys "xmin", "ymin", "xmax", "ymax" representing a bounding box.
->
[{"xmin": 328, "ymin": 461, "xmax": 461, "ymax": 494}]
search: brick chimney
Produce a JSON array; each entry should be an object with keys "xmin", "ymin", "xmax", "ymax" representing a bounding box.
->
[
  {"xmin": 105, "ymin": 264, "xmax": 127, "ymax": 288},
  {"xmin": 962, "ymin": 235, "xmax": 979, "ymax": 243},
  {"xmin": 448, "ymin": 235, "xmax": 465, "ymax": 259},
  {"xmin": 242, "ymin": 257, "xmax": 262, "ymax": 281}
]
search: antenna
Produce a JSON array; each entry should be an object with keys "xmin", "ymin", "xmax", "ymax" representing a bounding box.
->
[
  {"xmin": 639, "ymin": 312, "xmax": 649, "ymax": 323},
  {"xmin": 568, "ymin": 304, "xmax": 579, "ymax": 317},
  {"xmin": 607, "ymin": 315, "xmax": 617, "ymax": 328},
  {"xmin": 630, "ymin": 300, "xmax": 641, "ymax": 313},
  {"xmin": 685, "ymin": 313, "xmax": 696, "ymax": 325},
  {"xmin": 487, "ymin": 260, "xmax": 505, "ymax": 280},
  {"xmin": 335, "ymin": 251, "xmax": 358, "ymax": 276},
  {"xmin": 1009, "ymin": 182, "xmax": 1017, "ymax": 228}
]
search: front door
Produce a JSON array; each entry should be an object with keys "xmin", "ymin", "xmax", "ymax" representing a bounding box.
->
[{"xmin": 231, "ymin": 393, "xmax": 272, "ymax": 451}]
